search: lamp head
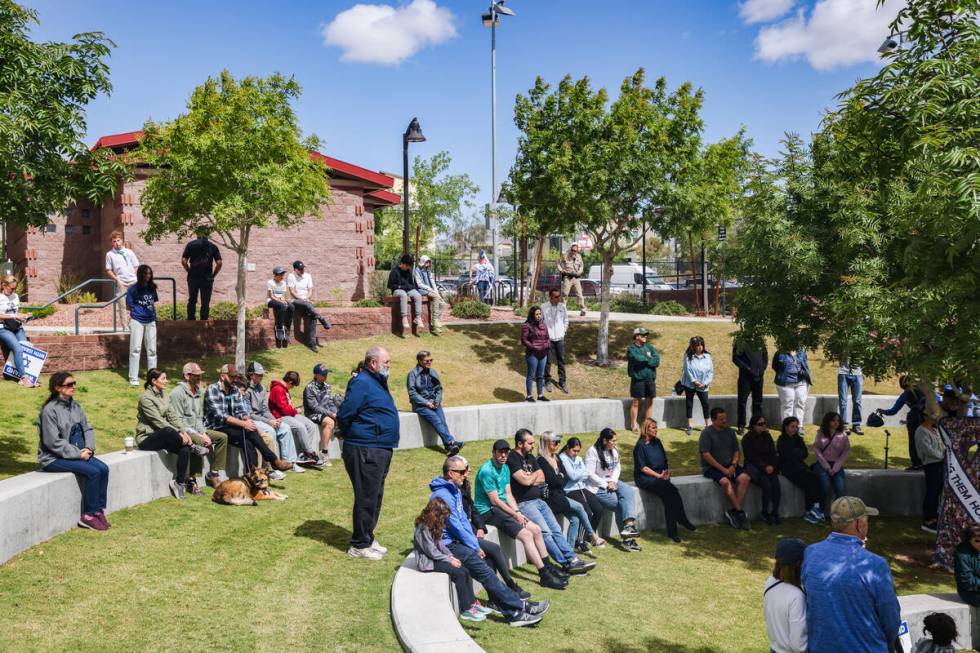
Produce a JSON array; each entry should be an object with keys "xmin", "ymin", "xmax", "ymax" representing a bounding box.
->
[
  {"xmin": 877, "ymin": 36, "xmax": 899, "ymax": 54},
  {"xmin": 404, "ymin": 118, "xmax": 426, "ymax": 144},
  {"xmin": 494, "ymin": 1, "xmax": 515, "ymax": 17}
]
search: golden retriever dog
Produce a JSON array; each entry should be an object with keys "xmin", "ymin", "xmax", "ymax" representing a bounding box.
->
[{"xmin": 211, "ymin": 468, "xmax": 288, "ymax": 505}]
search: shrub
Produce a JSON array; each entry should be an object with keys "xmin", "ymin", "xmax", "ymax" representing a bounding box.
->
[
  {"xmin": 25, "ymin": 305, "xmax": 56, "ymax": 320},
  {"xmin": 157, "ymin": 302, "xmax": 264, "ymax": 321},
  {"xmin": 157, "ymin": 303, "xmax": 188, "ymax": 321},
  {"xmin": 648, "ymin": 300, "xmax": 688, "ymax": 316},
  {"xmin": 450, "ymin": 300, "xmax": 491, "ymax": 319},
  {"xmin": 369, "ymin": 270, "xmax": 390, "ymax": 302},
  {"xmin": 353, "ymin": 298, "xmax": 382, "ymax": 308},
  {"xmin": 609, "ymin": 294, "xmax": 647, "ymax": 314},
  {"xmin": 56, "ymin": 273, "xmax": 99, "ymax": 304}
]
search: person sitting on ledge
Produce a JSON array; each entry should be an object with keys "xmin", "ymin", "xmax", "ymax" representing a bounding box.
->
[
  {"xmin": 742, "ymin": 414, "xmax": 782, "ymax": 525},
  {"xmin": 776, "ymin": 416, "xmax": 824, "ymax": 525},
  {"xmin": 812, "ymin": 411, "xmax": 850, "ymax": 515},
  {"xmin": 233, "ymin": 376, "xmax": 289, "ymax": 480},
  {"xmin": 412, "ymin": 497, "xmax": 486, "ymax": 623},
  {"xmin": 763, "ymin": 537, "xmax": 808, "ymax": 653},
  {"xmin": 303, "ymin": 363, "xmax": 339, "ymax": 465},
  {"xmin": 38, "ymin": 372, "xmax": 111, "ymax": 531},
  {"xmin": 559, "ymin": 437, "xmax": 607, "ymax": 550},
  {"xmin": 136, "ymin": 367, "xmax": 209, "ymax": 499},
  {"xmin": 268, "ymin": 371, "xmax": 324, "ymax": 469},
  {"xmin": 387, "ymin": 253, "xmax": 422, "ymax": 335},
  {"xmin": 408, "ymin": 350, "xmax": 463, "ymax": 457},
  {"xmin": 537, "ymin": 430, "xmax": 602, "ymax": 555},
  {"xmin": 204, "ymin": 363, "xmax": 292, "ymax": 476},
  {"xmin": 955, "ymin": 524, "xmax": 980, "ymax": 606},
  {"xmin": 585, "ymin": 428, "xmax": 641, "ymax": 550},
  {"xmin": 247, "ymin": 361, "xmax": 310, "ymax": 473},
  {"xmin": 286, "ymin": 260, "xmax": 331, "ymax": 352},
  {"xmin": 473, "ymin": 439, "xmax": 568, "ymax": 590},
  {"xmin": 168, "ymin": 362, "xmax": 228, "ymax": 489},
  {"xmin": 430, "ymin": 454, "xmax": 549, "ymax": 627},
  {"xmin": 632, "ymin": 418, "xmax": 695, "ymax": 543},
  {"xmin": 699, "ymin": 407, "xmax": 752, "ymax": 530}
]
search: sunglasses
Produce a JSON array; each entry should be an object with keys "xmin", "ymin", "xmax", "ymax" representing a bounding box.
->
[
  {"xmin": 61, "ymin": 381, "xmax": 77, "ymax": 388},
  {"xmin": 449, "ymin": 466, "xmax": 470, "ymax": 474}
]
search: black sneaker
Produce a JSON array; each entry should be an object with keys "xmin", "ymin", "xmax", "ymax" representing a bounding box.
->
[
  {"xmin": 737, "ymin": 511, "xmax": 752, "ymax": 530},
  {"xmin": 537, "ymin": 396, "xmax": 550, "ymax": 402},
  {"xmin": 623, "ymin": 539, "xmax": 642, "ymax": 552},
  {"xmin": 559, "ymin": 382, "xmax": 569, "ymax": 394},
  {"xmin": 526, "ymin": 396, "xmax": 535, "ymax": 403},
  {"xmin": 508, "ymin": 582, "xmax": 531, "ymax": 600},
  {"xmin": 545, "ymin": 561, "xmax": 570, "ymax": 580},
  {"xmin": 670, "ymin": 535, "xmax": 682, "ymax": 543},
  {"xmin": 760, "ymin": 511, "xmax": 772, "ymax": 526},
  {"xmin": 562, "ymin": 559, "xmax": 589, "ymax": 575},
  {"xmin": 507, "ymin": 610, "xmax": 543, "ymax": 628},
  {"xmin": 538, "ymin": 567, "xmax": 567, "ymax": 590},
  {"xmin": 724, "ymin": 509, "xmax": 738, "ymax": 528},
  {"xmin": 771, "ymin": 513, "xmax": 782, "ymax": 525},
  {"xmin": 446, "ymin": 442, "xmax": 461, "ymax": 457},
  {"xmin": 620, "ymin": 523, "xmax": 640, "ymax": 537},
  {"xmin": 680, "ymin": 520, "xmax": 697, "ymax": 531},
  {"xmin": 525, "ymin": 599, "xmax": 550, "ymax": 616},
  {"xmin": 574, "ymin": 541, "xmax": 590, "ymax": 555},
  {"xmin": 852, "ymin": 425, "xmax": 864, "ymax": 435}
]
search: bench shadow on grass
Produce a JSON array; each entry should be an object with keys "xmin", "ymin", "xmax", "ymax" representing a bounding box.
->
[
  {"xmin": 294, "ymin": 519, "xmax": 353, "ymax": 552},
  {"xmin": 551, "ymin": 636, "xmax": 722, "ymax": 653},
  {"xmin": 0, "ymin": 434, "xmax": 37, "ymax": 476}
]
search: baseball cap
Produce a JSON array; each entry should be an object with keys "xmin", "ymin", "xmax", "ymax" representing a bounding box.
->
[
  {"xmin": 313, "ymin": 363, "xmax": 330, "ymax": 376},
  {"xmin": 492, "ymin": 439, "xmax": 511, "ymax": 452},
  {"xmin": 292, "ymin": 260, "xmax": 305, "ymax": 270},
  {"xmin": 774, "ymin": 538, "xmax": 807, "ymax": 565},
  {"xmin": 182, "ymin": 362, "xmax": 203, "ymax": 375},
  {"xmin": 246, "ymin": 361, "xmax": 265, "ymax": 375},
  {"xmin": 272, "ymin": 265, "xmax": 286, "ymax": 275},
  {"xmin": 830, "ymin": 496, "xmax": 879, "ymax": 526},
  {"xmin": 633, "ymin": 327, "xmax": 649, "ymax": 336},
  {"xmin": 217, "ymin": 363, "xmax": 240, "ymax": 377}
]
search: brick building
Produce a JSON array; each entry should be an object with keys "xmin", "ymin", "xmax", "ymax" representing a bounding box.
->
[{"xmin": 6, "ymin": 131, "xmax": 399, "ymax": 305}]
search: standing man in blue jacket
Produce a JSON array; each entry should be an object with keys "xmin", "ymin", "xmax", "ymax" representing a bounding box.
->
[
  {"xmin": 802, "ymin": 496, "xmax": 900, "ymax": 652},
  {"xmin": 337, "ymin": 346, "xmax": 399, "ymax": 561},
  {"xmin": 407, "ymin": 350, "xmax": 462, "ymax": 457}
]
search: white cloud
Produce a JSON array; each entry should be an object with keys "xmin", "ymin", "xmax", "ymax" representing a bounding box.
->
[
  {"xmin": 753, "ymin": 0, "xmax": 905, "ymax": 70},
  {"xmin": 322, "ymin": 0, "xmax": 457, "ymax": 66},
  {"xmin": 739, "ymin": 0, "xmax": 795, "ymax": 24}
]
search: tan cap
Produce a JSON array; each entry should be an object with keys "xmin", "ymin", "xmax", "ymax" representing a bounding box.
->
[
  {"xmin": 182, "ymin": 362, "xmax": 203, "ymax": 375},
  {"xmin": 830, "ymin": 496, "xmax": 879, "ymax": 526},
  {"xmin": 217, "ymin": 363, "xmax": 240, "ymax": 376}
]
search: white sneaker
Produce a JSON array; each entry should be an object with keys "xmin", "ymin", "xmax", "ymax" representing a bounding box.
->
[
  {"xmin": 268, "ymin": 469, "xmax": 286, "ymax": 481},
  {"xmin": 129, "ymin": 380, "xmax": 140, "ymax": 387},
  {"xmin": 370, "ymin": 540, "xmax": 388, "ymax": 555},
  {"xmin": 348, "ymin": 546, "xmax": 384, "ymax": 560},
  {"xmin": 289, "ymin": 463, "xmax": 305, "ymax": 474}
]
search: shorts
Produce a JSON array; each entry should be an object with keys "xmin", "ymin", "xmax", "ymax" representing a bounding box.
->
[
  {"xmin": 703, "ymin": 466, "xmax": 745, "ymax": 484},
  {"xmin": 630, "ymin": 379, "xmax": 657, "ymax": 399},
  {"xmin": 308, "ymin": 413, "xmax": 332, "ymax": 425},
  {"xmin": 482, "ymin": 506, "xmax": 524, "ymax": 539}
]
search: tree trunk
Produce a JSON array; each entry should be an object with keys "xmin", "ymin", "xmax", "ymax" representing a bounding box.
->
[
  {"xmin": 528, "ymin": 237, "xmax": 545, "ymax": 308},
  {"xmin": 596, "ymin": 248, "xmax": 614, "ymax": 366},
  {"xmin": 234, "ymin": 226, "xmax": 251, "ymax": 372},
  {"xmin": 414, "ymin": 224, "xmax": 421, "ymax": 262},
  {"xmin": 687, "ymin": 231, "xmax": 700, "ymax": 315},
  {"xmin": 519, "ymin": 224, "xmax": 527, "ymax": 307}
]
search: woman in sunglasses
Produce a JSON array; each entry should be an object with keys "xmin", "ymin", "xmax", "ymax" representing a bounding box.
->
[
  {"xmin": 37, "ymin": 372, "xmax": 111, "ymax": 531},
  {"xmin": 742, "ymin": 414, "xmax": 781, "ymax": 525}
]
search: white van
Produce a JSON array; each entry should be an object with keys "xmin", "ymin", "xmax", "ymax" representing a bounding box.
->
[{"xmin": 587, "ymin": 263, "xmax": 672, "ymax": 296}]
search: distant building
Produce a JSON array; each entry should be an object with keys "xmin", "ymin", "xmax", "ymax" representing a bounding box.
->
[{"xmin": 7, "ymin": 131, "xmax": 399, "ymax": 305}]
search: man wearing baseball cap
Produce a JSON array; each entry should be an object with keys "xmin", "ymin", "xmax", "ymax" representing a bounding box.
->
[
  {"xmin": 267, "ymin": 265, "xmax": 294, "ymax": 348},
  {"xmin": 286, "ymin": 260, "xmax": 331, "ymax": 352},
  {"xmin": 414, "ymin": 255, "xmax": 444, "ymax": 334},
  {"xmin": 168, "ymin": 361, "xmax": 228, "ymax": 488},
  {"xmin": 303, "ymin": 363, "xmax": 338, "ymax": 465},
  {"xmin": 801, "ymin": 496, "xmax": 900, "ymax": 652}
]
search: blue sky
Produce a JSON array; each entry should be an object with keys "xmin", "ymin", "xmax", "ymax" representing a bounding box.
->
[{"xmin": 24, "ymin": 0, "xmax": 901, "ymax": 206}]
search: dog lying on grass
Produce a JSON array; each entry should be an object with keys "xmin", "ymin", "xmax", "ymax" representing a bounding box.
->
[{"xmin": 212, "ymin": 468, "xmax": 288, "ymax": 505}]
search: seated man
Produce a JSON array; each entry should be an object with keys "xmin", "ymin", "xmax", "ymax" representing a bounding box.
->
[
  {"xmin": 430, "ymin": 455, "xmax": 549, "ymax": 627},
  {"xmin": 168, "ymin": 361, "xmax": 228, "ymax": 489},
  {"xmin": 286, "ymin": 260, "xmax": 330, "ymax": 352},
  {"xmin": 407, "ymin": 350, "xmax": 463, "ymax": 456},
  {"xmin": 473, "ymin": 439, "xmax": 568, "ymax": 590},
  {"xmin": 204, "ymin": 363, "xmax": 291, "ymax": 476},
  {"xmin": 699, "ymin": 407, "xmax": 752, "ymax": 530},
  {"xmin": 507, "ymin": 428, "xmax": 593, "ymax": 575},
  {"xmin": 268, "ymin": 370, "xmax": 325, "ymax": 467},
  {"xmin": 233, "ymin": 376, "xmax": 291, "ymax": 480},
  {"xmin": 247, "ymin": 361, "xmax": 322, "ymax": 472},
  {"xmin": 414, "ymin": 255, "xmax": 444, "ymax": 334},
  {"xmin": 387, "ymin": 253, "xmax": 422, "ymax": 334},
  {"xmin": 302, "ymin": 363, "xmax": 338, "ymax": 465}
]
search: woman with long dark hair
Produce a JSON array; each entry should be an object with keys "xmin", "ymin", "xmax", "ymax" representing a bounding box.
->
[
  {"xmin": 559, "ymin": 437, "xmax": 607, "ymax": 549},
  {"xmin": 537, "ymin": 431, "xmax": 600, "ymax": 553},
  {"xmin": 127, "ymin": 264, "xmax": 158, "ymax": 386},
  {"xmin": 776, "ymin": 416, "xmax": 824, "ymax": 524},
  {"xmin": 680, "ymin": 336, "xmax": 713, "ymax": 435},
  {"xmin": 585, "ymin": 428, "xmax": 640, "ymax": 551},
  {"xmin": 521, "ymin": 306, "xmax": 550, "ymax": 402},
  {"xmin": 742, "ymin": 414, "xmax": 782, "ymax": 525},
  {"xmin": 137, "ymin": 367, "xmax": 208, "ymax": 499},
  {"xmin": 633, "ymin": 418, "xmax": 695, "ymax": 542},
  {"xmin": 0, "ymin": 273, "xmax": 39, "ymax": 387},
  {"xmin": 812, "ymin": 411, "xmax": 850, "ymax": 512},
  {"xmin": 38, "ymin": 372, "xmax": 111, "ymax": 530}
]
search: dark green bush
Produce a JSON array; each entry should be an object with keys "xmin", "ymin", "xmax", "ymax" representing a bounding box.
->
[
  {"xmin": 450, "ymin": 300, "xmax": 491, "ymax": 319},
  {"xmin": 25, "ymin": 305, "xmax": 56, "ymax": 320},
  {"xmin": 609, "ymin": 294, "xmax": 647, "ymax": 314},
  {"xmin": 157, "ymin": 302, "xmax": 265, "ymax": 321},
  {"xmin": 648, "ymin": 300, "xmax": 688, "ymax": 316},
  {"xmin": 353, "ymin": 298, "xmax": 382, "ymax": 308}
]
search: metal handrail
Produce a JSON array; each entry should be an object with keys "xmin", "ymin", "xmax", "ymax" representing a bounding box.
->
[
  {"xmin": 22, "ymin": 278, "xmax": 119, "ymax": 312},
  {"xmin": 73, "ymin": 276, "xmax": 178, "ymax": 335}
]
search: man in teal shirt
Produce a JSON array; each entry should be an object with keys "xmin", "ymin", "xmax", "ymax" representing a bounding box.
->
[{"xmin": 627, "ymin": 327, "xmax": 660, "ymax": 432}]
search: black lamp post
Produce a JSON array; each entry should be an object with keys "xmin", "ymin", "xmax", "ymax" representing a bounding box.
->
[{"xmin": 402, "ymin": 117, "xmax": 426, "ymax": 255}]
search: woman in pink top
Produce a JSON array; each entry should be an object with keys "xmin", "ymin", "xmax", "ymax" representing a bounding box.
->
[
  {"xmin": 521, "ymin": 306, "xmax": 551, "ymax": 402},
  {"xmin": 812, "ymin": 411, "xmax": 850, "ymax": 514}
]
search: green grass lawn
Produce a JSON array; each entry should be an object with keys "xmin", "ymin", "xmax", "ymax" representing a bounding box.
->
[
  {"xmin": 0, "ymin": 320, "xmax": 900, "ymax": 480},
  {"xmin": 0, "ymin": 431, "xmax": 953, "ymax": 653}
]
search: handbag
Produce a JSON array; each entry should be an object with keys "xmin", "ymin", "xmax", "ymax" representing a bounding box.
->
[
  {"xmin": 673, "ymin": 380, "xmax": 685, "ymax": 396},
  {"xmin": 3, "ymin": 318, "xmax": 22, "ymax": 331}
]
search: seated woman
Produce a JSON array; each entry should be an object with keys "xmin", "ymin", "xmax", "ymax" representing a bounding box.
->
[
  {"xmin": 413, "ymin": 497, "xmax": 487, "ymax": 623},
  {"xmin": 38, "ymin": 372, "xmax": 111, "ymax": 530},
  {"xmin": 559, "ymin": 437, "xmax": 607, "ymax": 549},
  {"xmin": 776, "ymin": 416, "xmax": 824, "ymax": 524},
  {"xmin": 0, "ymin": 273, "xmax": 39, "ymax": 387},
  {"xmin": 137, "ymin": 367, "xmax": 207, "ymax": 499},
  {"xmin": 585, "ymin": 428, "xmax": 640, "ymax": 551},
  {"xmin": 742, "ymin": 414, "xmax": 782, "ymax": 525},
  {"xmin": 812, "ymin": 411, "xmax": 850, "ymax": 513},
  {"xmin": 537, "ymin": 431, "xmax": 601, "ymax": 555},
  {"xmin": 763, "ymin": 537, "xmax": 808, "ymax": 653},
  {"xmin": 955, "ymin": 524, "xmax": 980, "ymax": 606},
  {"xmin": 632, "ymin": 418, "xmax": 694, "ymax": 542}
]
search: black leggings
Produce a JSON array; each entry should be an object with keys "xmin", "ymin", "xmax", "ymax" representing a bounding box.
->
[
  {"xmin": 218, "ymin": 426, "xmax": 279, "ymax": 470},
  {"xmin": 684, "ymin": 387, "xmax": 710, "ymax": 420},
  {"xmin": 636, "ymin": 476, "xmax": 690, "ymax": 538},
  {"xmin": 923, "ymin": 462, "xmax": 943, "ymax": 522},
  {"xmin": 478, "ymin": 538, "xmax": 515, "ymax": 587},
  {"xmin": 138, "ymin": 427, "xmax": 190, "ymax": 482},
  {"xmin": 781, "ymin": 467, "xmax": 822, "ymax": 510},
  {"xmin": 431, "ymin": 559, "xmax": 475, "ymax": 614},
  {"xmin": 567, "ymin": 488, "xmax": 604, "ymax": 532},
  {"xmin": 746, "ymin": 464, "xmax": 781, "ymax": 515}
]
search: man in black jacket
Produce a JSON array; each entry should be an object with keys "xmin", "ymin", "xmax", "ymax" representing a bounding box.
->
[
  {"xmin": 732, "ymin": 339, "xmax": 768, "ymax": 434},
  {"xmin": 387, "ymin": 254, "xmax": 422, "ymax": 335}
]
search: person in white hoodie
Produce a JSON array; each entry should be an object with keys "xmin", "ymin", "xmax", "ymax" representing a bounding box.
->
[
  {"xmin": 763, "ymin": 537, "xmax": 808, "ymax": 653},
  {"xmin": 584, "ymin": 428, "xmax": 640, "ymax": 551}
]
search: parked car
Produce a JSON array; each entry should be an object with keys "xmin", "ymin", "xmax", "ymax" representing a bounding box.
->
[
  {"xmin": 587, "ymin": 263, "xmax": 672, "ymax": 295},
  {"xmin": 535, "ymin": 273, "xmax": 602, "ymax": 298}
]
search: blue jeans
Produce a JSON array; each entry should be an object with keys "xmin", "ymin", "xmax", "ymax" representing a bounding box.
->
[
  {"xmin": 414, "ymin": 405, "xmax": 456, "ymax": 448},
  {"xmin": 526, "ymin": 353, "xmax": 547, "ymax": 397},
  {"xmin": 447, "ymin": 542, "xmax": 523, "ymax": 618},
  {"xmin": 595, "ymin": 484, "xmax": 637, "ymax": 530},
  {"xmin": 0, "ymin": 326, "xmax": 28, "ymax": 376},
  {"xmin": 837, "ymin": 373, "xmax": 864, "ymax": 425},
  {"xmin": 816, "ymin": 465, "xmax": 846, "ymax": 511},
  {"xmin": 564, "ymin": 497, "xmax": 594, "ymax": 548},
  {"xmin": 476, "ymin": 280, "xmax": 491, "ymax": 304},
  {"xmin": 257, "ymin": 421, "xmax": 297, "ymax": 463},
  {"xmin": 519, "ymin": 498, "xmax": 575, "ymax": 564},
  {"xmin": 42, "ymin": 457, "xmax": 110, "ymax": 515}
]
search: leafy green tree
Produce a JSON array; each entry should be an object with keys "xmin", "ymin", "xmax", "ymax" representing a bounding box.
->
[
  {"xmin": 374, "ymin": 151, "xmax": 478, "ymax": 268},
  {"xmin": 136, "ymin": 71, "xmax": 331, "ymax": 369},
  {"xmin": 0, "ymin": 1, "xmax": 127, "ymax": 228},
  {"xmin": 509, "ymin": 69, "xmax": 723, "ymax": 364},
  {"xmin": 729, "ymin": 0, "xmax": 980, "ymax": 385}
]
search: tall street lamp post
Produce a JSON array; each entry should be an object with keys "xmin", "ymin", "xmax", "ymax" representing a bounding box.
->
[{"xmin": 402, "ymin": 117, "xmax": 426, "ymax": 256}]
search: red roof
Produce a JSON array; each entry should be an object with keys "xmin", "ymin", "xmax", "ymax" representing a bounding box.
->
[
  {"xmin": 364, "ymin": 189, "xmax": 401, "ymax": 207},
  {"xmin": 91, "ymin": 130, "xmax": 396, "ymax": 192}
]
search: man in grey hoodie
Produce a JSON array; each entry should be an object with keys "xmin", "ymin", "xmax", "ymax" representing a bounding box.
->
[
  {"xmin": 408, "ymin": 350, "xmax": 462, "ymax": 456},
  {"xmin": 247, "ymin": 361, "xmax": 322, "ymax": 471},
  {"xmin": 303, "ymin": 363, "xmax": 338, "ymax": 462}
]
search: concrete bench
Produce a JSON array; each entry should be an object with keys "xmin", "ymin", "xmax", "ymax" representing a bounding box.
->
[
  {"xmin": 899, "ymin": 593, "xmax": 979, "ymax": 650},
  {"xmin": 383, "ymin": 295, "xmax": 432, "ymax": 336}
]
